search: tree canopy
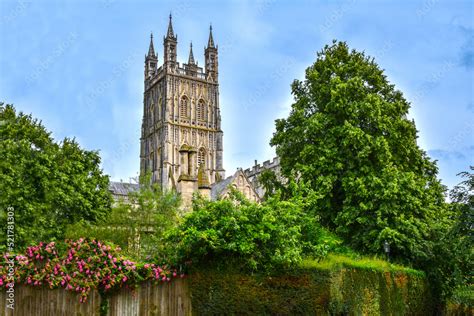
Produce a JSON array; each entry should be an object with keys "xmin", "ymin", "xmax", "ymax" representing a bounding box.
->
[
  {"xmin": 0, "ymin": 103, "xmax": 112, "ymax": 250},
  {"xmin": 270, "ymin": 41, "xmax": 446, "ymax": 263}
]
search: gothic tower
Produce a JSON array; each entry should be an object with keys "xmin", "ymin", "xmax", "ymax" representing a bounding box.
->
[{"xmin": 140, "ymin": 15, "xmax": 225, "ymax": 202}]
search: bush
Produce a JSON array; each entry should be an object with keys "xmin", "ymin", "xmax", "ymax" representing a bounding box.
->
[{"xmin": 166, "ymin": 190, "xmax": 328, "ymax": 272}]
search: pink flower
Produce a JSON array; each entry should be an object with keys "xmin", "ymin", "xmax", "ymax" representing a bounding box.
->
[{"xmin": 122, "ymin": 276, "xmax": 127, "ymax": 282}]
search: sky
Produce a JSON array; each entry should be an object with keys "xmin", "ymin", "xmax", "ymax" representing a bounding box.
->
[{"xmin": 0, "ymin": 0, "xmax": 472, "ymax": 191}]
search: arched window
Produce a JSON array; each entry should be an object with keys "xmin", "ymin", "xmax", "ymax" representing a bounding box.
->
[
  {"xmin": 180, "ymin": 96, "xmax": 188, "ymax": 118},
  {"xmin": 197, "ymin": 100, "xmax": 205, "ymax": 121},
  {"xmin": 198, "ymin": 148, "xmax": 206, "ymax": 167}
]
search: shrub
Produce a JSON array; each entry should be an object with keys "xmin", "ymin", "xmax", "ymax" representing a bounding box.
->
[{"xmin": 166, "ymin": 190, "xmax": 322, "ymax": 271}]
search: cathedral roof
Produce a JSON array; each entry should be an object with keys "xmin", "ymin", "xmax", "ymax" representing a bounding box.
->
[
  {"xmin": 210, "ymin": 169, "xmax": 260, "ymax": 202},
  {"xmin": 109, "ymin": 181, "xmax": 140, "ymax": 198},
  {"xmin": 210, "ymin": 174, "xmax": 234, "ymax": 200}
]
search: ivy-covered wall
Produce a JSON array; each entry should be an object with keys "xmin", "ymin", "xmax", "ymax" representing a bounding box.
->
[{"xmin": 188, "ymin": 265, "xmax": 434, "ymax": 315}]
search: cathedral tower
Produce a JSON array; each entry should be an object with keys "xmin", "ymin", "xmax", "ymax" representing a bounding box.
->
[{"xmin": 140, "ymin": 15, "xmax": 225, "ymax": 202}]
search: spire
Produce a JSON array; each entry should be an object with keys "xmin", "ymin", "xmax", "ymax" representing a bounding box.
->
[
  {"xmin": 207, "ymin": 24, "xmax": 215, "ymax": 48},
  {"xmin": 147, "ymin": 33, "xmax": 156, "ymax": 57},
  {"xmin": 166, "ymin": 13, "xmax": 175, "ymax": 39},
  {"xmin": 188, "ymin": 42, "xmax": 195, "ymax": 65}
]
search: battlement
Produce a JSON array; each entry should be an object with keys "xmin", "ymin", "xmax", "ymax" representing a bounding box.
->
[
  {"xmin": 145, "ymin": 62, "xmax": 208, "ymax": 90},
  {"xmin": 244, "ymin": 156, "xmax": 280, "ymax": 178}
]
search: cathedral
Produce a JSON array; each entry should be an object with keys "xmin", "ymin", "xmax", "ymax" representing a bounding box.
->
[{"xmin": 110, "ymin": 15, "xmax": 277, "ymax": 206}]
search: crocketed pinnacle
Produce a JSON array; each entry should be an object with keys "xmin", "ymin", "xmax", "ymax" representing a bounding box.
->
[
  {"xmin": 188, "ymin": 42, "xmax": 195, "ymax": 65},
  {"xmin": 207, "ymin": 24, "xmax": 215, "ymax": 48},
  {"xmin": 166, "ymin": 13, "xmax": 175, "ymax": 39}
]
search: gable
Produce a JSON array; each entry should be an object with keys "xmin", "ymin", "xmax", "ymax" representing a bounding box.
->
[{"xmin": 211, "ymin": 169, "xmax": 260, "ymax": 202}]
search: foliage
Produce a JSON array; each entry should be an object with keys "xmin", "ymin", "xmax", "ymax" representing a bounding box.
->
[
  {"xmin": 270, "ymin": 41, "xmax": 446, "ymax": 264},
  {"xmin": 449, "ymin": 166, "xmax": 474, "ymax": 253},
  {"xmin": 0, "ymin": 103, "xmax": 112, "ymax": 251},
  {"xmin": 447, "ymin": 285, "xmax": 474, "ymax": 310},
  {"xmin": 257, "ymin": 169, "xmax": 289, "ymax": 200},
  {"xmin": 421, "ymin": 167, "xmax": 473, "ymax": 306},
  {"xmin": 66, "ymin": 173, "xmax": 181, "ymax": 260},
  {"xmin": 0, "ymin": 239, "xmax": 183, "ymax": 303},
  {"xmin": 188, "ymin": 255, "xmax": 432, "ymax": 315},
  {"xmin": 166, "ymin": 190, "xmax": 328, "ymax": 271}
]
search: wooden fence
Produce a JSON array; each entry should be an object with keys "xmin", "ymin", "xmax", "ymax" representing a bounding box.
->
[{"xmin": 0, "ymin": 279, "xmax": 192, "ymax": 316}]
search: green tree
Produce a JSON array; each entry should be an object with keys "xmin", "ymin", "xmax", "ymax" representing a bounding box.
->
[
  {"xmin": 66, "ymin": 173, "xmax": 181, "ymax": 260},
  {"xmin": 270, "ymin": 41, "xmax": 446, "ymax": 263},
  {"xmin": 0, "ymin": 103, "xmax": 112, "ymax": 251}
]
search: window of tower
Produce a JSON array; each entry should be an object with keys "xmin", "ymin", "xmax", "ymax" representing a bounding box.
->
[
  {"xmin": 180, "ymin": 96, "xmax": 188, "ymax": 118},
  {"xmin": 197, "ymin": 99, "xmax": 205, "ymax": 121},
  {"xmin": 198, "ymin": 148, "xmax": 206, "ymax": 167}
]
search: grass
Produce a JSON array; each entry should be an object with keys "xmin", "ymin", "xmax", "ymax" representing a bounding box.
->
[{"xmin": 300, "ymin": 253, "xmax": 424, "ymax": 277}]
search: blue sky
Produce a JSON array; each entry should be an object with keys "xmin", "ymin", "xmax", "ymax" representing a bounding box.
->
[{"xmin": 0, "ymin": 0, "xmax": 472, "ymax": 191}]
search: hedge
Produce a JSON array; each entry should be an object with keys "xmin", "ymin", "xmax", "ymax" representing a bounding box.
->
[{"xmin": 188, "ymin": 260, "xmax": 434, "ymax": 315}]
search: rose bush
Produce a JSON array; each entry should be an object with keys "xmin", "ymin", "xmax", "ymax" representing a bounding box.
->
[{"xmin": 0, "ymin": 238, "xmax": 183, "ymax": 302}]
